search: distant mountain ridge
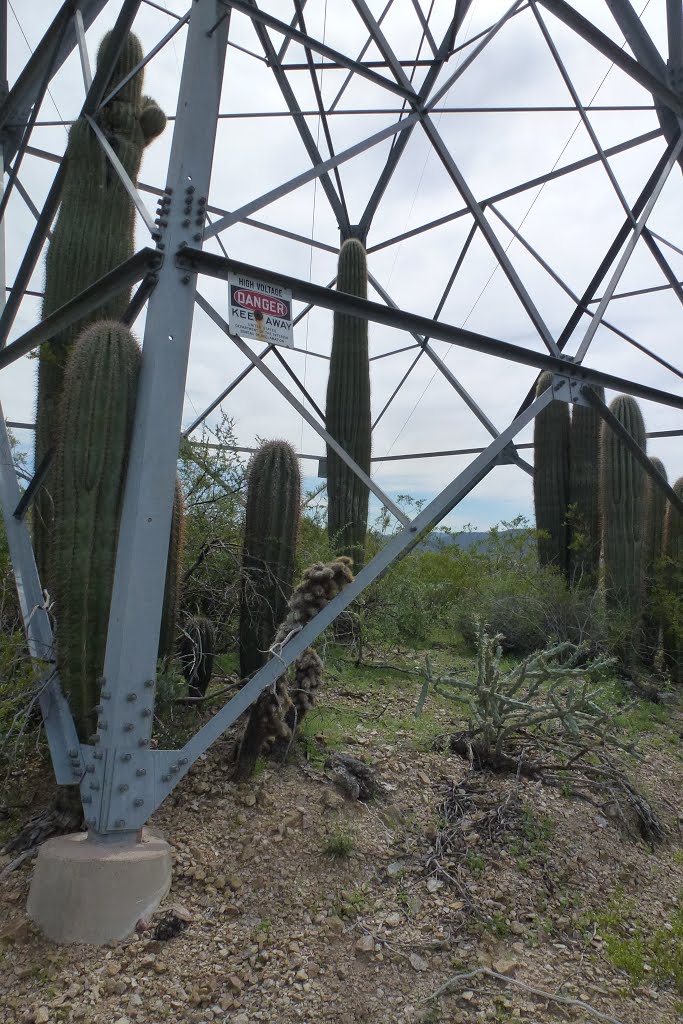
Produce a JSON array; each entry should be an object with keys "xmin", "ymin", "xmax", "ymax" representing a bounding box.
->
[{"xmin": 376, "ymin": 529, "xmax": 527, "ymax": 552}]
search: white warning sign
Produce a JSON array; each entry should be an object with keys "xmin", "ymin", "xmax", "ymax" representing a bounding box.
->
[{"xmin": 228, "ymin": 272, "xmax": 293, "ymax": 348}]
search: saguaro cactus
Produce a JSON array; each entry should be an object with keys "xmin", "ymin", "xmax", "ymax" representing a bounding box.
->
[
  {"xmin": 641, "ymin": 457, "xmax": 668, "ymax": 665},
  {"xmin": 325, "ymin": 237, "xmax": 371, "ymax": 572},
  {"xmin": 600, "ymin": 395, "xmax": 647, "ymax": 628},
  {"xmin": 239, "ymin": 441, "xmax": 301, "ymax": 681},
  {"xmin": 568, "ymin": 386, "xmax": 604, "ymax": 584},
  {"xmin": 663, "ymin": 476, "xmax": 683, "ymax": 684},
  {"xmin": 34, "ymin": 30, "xmax": 166, "ymax": 578},
  {"xmin": 533, "ymin": 372, "xmax": 570, "ymax": 576},
  {"xmin": 53, "ymin": 322, "xmax": 140, "ymax": 740}
]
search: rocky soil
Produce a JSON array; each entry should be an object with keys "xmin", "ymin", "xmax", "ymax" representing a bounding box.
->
[{"xmin": 1, "ymin": 665, "xmax": 682, "ymax": 1024}]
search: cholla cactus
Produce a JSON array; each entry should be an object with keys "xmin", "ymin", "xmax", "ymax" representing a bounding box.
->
[
  {"xmin": 234, "ymin": 556, "xmax": 354, "ymax": 779},
  {"xmin": 179, "ymin": 615, "xmax": 215, "ymax": 698}
]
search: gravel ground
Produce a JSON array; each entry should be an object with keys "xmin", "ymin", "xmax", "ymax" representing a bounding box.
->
[{"xmin": 1, "ymin": 675, "xmax": 682, "ymax": 1024}]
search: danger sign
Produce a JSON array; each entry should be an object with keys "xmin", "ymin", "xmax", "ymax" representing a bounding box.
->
[{"xmin": 228, "ymin": 272, "xmax": 293, "ymax": 348}]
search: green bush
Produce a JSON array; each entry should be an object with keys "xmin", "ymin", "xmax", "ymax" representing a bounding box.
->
[
  {"xmin": 178, "ymin": 414, "xmax": 246, "ymax": 653},
  {"xmin": 453, "ymin": 519, "xmax": 609, "ymax": 655}
]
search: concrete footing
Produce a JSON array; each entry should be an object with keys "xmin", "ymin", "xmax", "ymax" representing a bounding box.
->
[{"xmin": 27, "ymin": 828, "xmax": 172, "ymax": 944}]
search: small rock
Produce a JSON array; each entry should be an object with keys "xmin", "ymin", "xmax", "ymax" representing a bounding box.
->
[
  {"xmin": 385, "ymin": 913, "xmax": 401, "ymax": 928},
  {"xmin": 34, "ymin": 1010, "xmax": 50, "ymax": 1024},
  {"xmin": 233, "ymin": 1015, "xmax": 250, "ymax": 1024},
  {"xmin": 510, "ymin": 922, "xmax": 525, "ymax": 936},
  {"xmin": 386, "ymin": 861, "xmax": 405, "ymax": 878},
  {"xmin": 426, "ymin": 877, "xmax": 442, "ymax": 894},
  {"xmin": 228, "ymin": 975, "xmax": 243, "ymax": 993},
  {"xmin": 153, "ymin": 961, "xmax": 168, "ymax": 974},
  {"xmin": 493, "ymin": 959, "xmax": 518, "ymax": 977},
  {"xmin": 241, "ymin": 791, "xmax": 257, "ymax": 808},
  {"xmin": 355, "ymin": 934, "xmax": 375, "ymax": 956},
  {"xmin": 409, "ymin": 952, "xmax": 428, "ymax": 973},
  {"xmin": 295, "ymin": 969, "xmax": 308, "ymax": 982},
  {"xmin": 106, "ymin": 961, "xmax": 122, "ymax": 976},
  {"xmin": 320, "ymin": 790, "xmax": 345, "ymax": 810}
]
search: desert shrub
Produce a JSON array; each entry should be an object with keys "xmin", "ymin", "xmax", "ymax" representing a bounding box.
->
[
  {"xmin": 454, "ymin": 518, "xmax": 610, "ymax": 656},
  {"xmin": 178, "ymin": 414, "xmax": 246, "ymax": 652}
]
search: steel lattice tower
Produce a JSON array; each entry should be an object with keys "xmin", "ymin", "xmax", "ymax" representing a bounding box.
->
[{"xmin": 0, "ymin": 0, "xmax": 681, "ymax": 849}]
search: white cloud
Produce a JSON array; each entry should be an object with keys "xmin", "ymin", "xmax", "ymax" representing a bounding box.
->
[{"xmin": 3, "ymin": 0, "xmax": 681, "ymax": 530}]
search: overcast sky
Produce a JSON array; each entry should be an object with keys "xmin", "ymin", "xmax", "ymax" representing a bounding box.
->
[{"xmin": 3, "ymin": 0, "xmax": 682, "ymax": 531}]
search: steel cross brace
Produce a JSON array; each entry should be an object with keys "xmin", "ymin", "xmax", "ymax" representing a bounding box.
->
[
  {"xmin": 490, "ymin": 204, "xmax": 683, "ymax": 381},
  {"xmin": 0, "ymin": 0, "xmax": 144, "ymax": 350},
  {"xmin": 195, "ymin": 292, "xmax": 410, "ymax": 528},
  {"xmin": 350, "ymin": 0, "xmax": 560, "ymax": 357},
  {"xmin": 573, "ymin": 131, "xmax": 683, "ymax": 363},
  {"xmin": 366, "ymin": 265, "xmax": 534, "ymax": 479},
  {"xmin": 0, "ymin": 0, "xmax": 111, "ymax": 168},
  {"xmin": 177, "ymin": 249, "xmax": 683, "ymax": 410},
  {"xmin": 536, "ymin": 0, "xmax": 683, "ymax": 117},
  {"xmin": 96, "ymin": 388, "xmax": 558, "ymax": 830},
  {"xmin": 0, "ymin": 402, "xmax": 83, "ymax": 785}
]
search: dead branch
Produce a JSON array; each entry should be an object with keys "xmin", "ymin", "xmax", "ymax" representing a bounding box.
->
[{"xmin": 425, "ymin": 967, "xmax": 626, "ymax": 1024}]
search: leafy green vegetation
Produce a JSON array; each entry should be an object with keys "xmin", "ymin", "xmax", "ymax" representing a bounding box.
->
[
  {"xmin": 322, "ymin": 826, "xmax": 356, "ymax": 859},
  {"xmin": 594, "ymin": 890, "xmax": 683, "ymax": 992}
]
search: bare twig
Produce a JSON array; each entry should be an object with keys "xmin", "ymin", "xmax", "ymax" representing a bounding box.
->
[{"xmin": 425, "ymin": 967, "xmax": 626, "ymax": 1024}]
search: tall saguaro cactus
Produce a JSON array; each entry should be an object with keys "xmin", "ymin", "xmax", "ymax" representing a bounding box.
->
[
  {"xmin": 600, "ymin": 395, "xmax": 647, "ymax": 629},
  {"xmin": 239, "ymin": 441, "xmax": 301, "ymax": 681},
  {"xmin": 325, "ymin": 237, "xmax": 371, "ymax": 572},
  {"xmin": 641, "ymin": 457, "xmax": 668, "ymax": 665},
  {"xmin": 663, "ymin": 476, "xmax": 683, "ymax": 684},
  {"xmin": 533, "ymin": 372, "xmax": 570, "ymax": 576},
  {"xmin": 53, "ymin": 322, "xmax": 140, "ymax": 740},
  {"xmin": 568, "ymin": 386, "xmax": 604, "ymax": 584},
  {"xmin": 34, "ymin": 30, "xmax": 166, "ymax": 579}
]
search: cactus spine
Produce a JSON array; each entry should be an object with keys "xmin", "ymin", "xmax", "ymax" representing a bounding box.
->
[
  {"xmin": 238, "ymin": 441, "xmax": 301, "ymax": 681},
  {"xmin": 325, "ymin": 238, "xmax": 371, "ymax": 572},
  {"xmin": 34, "ymin": 31, "xmax": 166, "ymax": 579},
  {"xmin": 533, "ymin": 372, "xmax": 570, "ymax": 576},
  {"xmin": 53, "ymin": 322, "xmax": 140, "ymax": 740},
  {"xmin": 600, "ymin": 395, "xmax": 647, "ymax": 629},
  {"xmin": 180, "ymin": 615, "xmax": 216, "ymax": 698},
  {"xmin": 663, "ymin": 477, "xmax": 683, "ymax": 684},
  {"xmin": 641, "ymin": 457, "xmax": 668, "ymax": 665},
  {"xmin": 568, "ymin": 386, "xmax": 603, "ymax": 584}
]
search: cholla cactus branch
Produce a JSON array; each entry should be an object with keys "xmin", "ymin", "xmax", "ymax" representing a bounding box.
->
[
  {"xmin": 434, "ymin": 622, "xmax": 624, "ymax": 763},
  {"xmin": 234, "ymin": 557, "xmax": 354, "ymax": 779}
]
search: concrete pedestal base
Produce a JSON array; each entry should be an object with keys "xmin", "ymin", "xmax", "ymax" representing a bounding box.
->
[{"xmin": 27, "ymin": 828, "xmax": 172, "ymax": 944}]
